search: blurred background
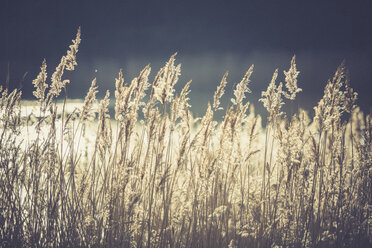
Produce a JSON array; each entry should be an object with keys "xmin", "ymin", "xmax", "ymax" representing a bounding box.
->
[{"xmin": 1, "ymin": 0, "xmax": 372, "ymax": 118}]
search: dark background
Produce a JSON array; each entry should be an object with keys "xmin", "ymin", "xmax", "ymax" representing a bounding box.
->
[{"xmin": 1, "ymin": 0, "xmax": 371, "ymax": 117}]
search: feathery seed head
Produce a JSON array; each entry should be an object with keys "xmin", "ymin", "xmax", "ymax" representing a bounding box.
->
[
  {"xmin": 98, "ymin": 90, "xmax": 112, "ymax": 154},
  {"xmin": 314, "ymin": 62, "xmax": 347, "ymax": 131},
  {"xmin": 260, "ymin": 69, "xmax": 284, "ymax": 123},
  {"xmin": 49, "ymin": 27, "xmax": 81, "ymax": 98},
  {"xmin": 283, "ymin": 55, "xmax": 301, "ymax": 100},
  {"xmin": 153, "ymin": 53, "xmax": 181, "ymax": 104},
  {"xmin": 32, "ymin": 59, "xmax": 48, "ymax": 100},
  {"xmin": 231, "ymin": 65, "xmax": 254, "ymax": 106},
  {"xmin": 214, "ymin": 71, "xmax": 228, "ymax": 110},
  {"xmin": 176, "ymin": 80, "xmax": 192, "ymax": 122},
  {"xmin": 80, "ymin": 78, "xmax": 98, "ymax": 122},
  {"xmin": 65, "ymin": 27, "xmax": 81, "ymax": 71}
]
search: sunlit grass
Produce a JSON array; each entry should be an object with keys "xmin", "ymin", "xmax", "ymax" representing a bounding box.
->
[{"xmin": 0, "ymin": 28, "xmax": 371, "ymax": 248}]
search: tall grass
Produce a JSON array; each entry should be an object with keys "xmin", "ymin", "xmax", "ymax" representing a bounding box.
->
[{"xmin": 0, "ymin": 28, "xmax": 371, "ymax": 248}]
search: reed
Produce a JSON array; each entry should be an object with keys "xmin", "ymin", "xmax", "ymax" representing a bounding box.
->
[{"xmin": 0, "ymin": 28, "xmax": 371, "ymax": 248}]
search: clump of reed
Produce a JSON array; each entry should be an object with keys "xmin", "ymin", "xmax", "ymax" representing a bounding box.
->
[{"xmin": 0, "ymin": 28, "xmax": 371, "ymax": 248}]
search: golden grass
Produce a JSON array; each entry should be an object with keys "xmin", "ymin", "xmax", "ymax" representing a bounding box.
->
[{"xmin": 0, "ymin": 28, "xmax": 371, "ymax": 248}]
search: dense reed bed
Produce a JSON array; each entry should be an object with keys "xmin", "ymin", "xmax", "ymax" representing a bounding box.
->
[{"xmin": 0, "ymin": 28, "xmax": 371, "ymax": 248}]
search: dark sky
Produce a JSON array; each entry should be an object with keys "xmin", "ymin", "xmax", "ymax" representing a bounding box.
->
[{"xmin": 1, "ymin": 0, "xmax": 372, "ymax": 116}]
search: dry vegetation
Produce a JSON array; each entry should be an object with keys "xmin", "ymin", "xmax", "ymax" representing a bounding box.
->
[{"xmin": 0, "ymin": 28, "xmax": 371, "ymax": 248}]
